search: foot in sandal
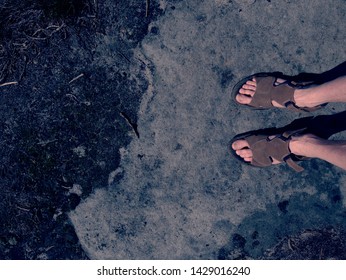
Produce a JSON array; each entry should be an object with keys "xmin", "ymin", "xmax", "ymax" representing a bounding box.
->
[
  {"xmin": 231, "ymin": 131, "xmax": 346, "ymax": 171},
  {"xmin": 233, "ymin": 74, "xmax": 346, "ymax": 111}
]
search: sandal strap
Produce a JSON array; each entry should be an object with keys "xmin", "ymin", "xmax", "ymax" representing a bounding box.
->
[
  {"xmin": 248, "ymin": 76, "xmax": 321, "ymax": 112},
  {"xmin": 249, "ymin": 76, "xmax": 295, "ymax": 108},
  {"xmin": 285, "ymin": 100, "xmax": 324, "ymax": 112},
  {"xmin": 245, "ymin": 129, "xmax": 306, "ymax": 172},
  {"xmin": 285, "ymin": 156, "xmax": 304, "ymax": 172},
  {"xmin": 283, "ymin": 129, "xmax": 305, "ymax": 172}
]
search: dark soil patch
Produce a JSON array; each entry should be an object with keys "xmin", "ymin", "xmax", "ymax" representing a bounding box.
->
[
  {"xmin": 0, "ymin": 0, "xmax": 161, "ymax": 259},
  {"xmin": 263, "ymin": 227, "xmax": 346, "ymax": 260},
  {"xmin": 218, "ymin": 227, "xmax": 346, "ymax": 260}
]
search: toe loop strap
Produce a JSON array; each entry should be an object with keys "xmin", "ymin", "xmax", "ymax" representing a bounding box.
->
[{"xmin": 284, "ymin": 156, "xmax": 304, "ymax": 172}]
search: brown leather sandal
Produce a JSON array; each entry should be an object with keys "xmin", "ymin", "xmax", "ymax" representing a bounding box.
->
[
  {"xmin": 232, "ymin": 72, "xmax": 326, "ymax": 112},
  {"xmin": 230, "ymin": 129, "xmax": 307, "ymax": 172}
]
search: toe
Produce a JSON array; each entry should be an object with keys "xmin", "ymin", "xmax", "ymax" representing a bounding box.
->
[
  {"xmin": 232, "ymin": 139, "xmax": 250, "ymax": 150},
  {"xmin": 235, "ymin": 78, "xmax": 257, "ymax": 105},
  {"xmin": 236, "ymin": 149, "xmax": 253, "ymax": 158},
  {"xmin": 242, "ymin": 83, "xmax": 256, "ymax": 91},
  {"xmin": 246, "ymin": 79, "xmax": 256, "ymax": 86},
  {"xmin": 236, "ymin": 93, "xmax": 252, "ymax": 104},
  {"xmin": 239, "ymin": 87, "xmax": 255, "ymax": 97},
  {"xmin": 232, "ymin": 139, "xmax": 253, "ymax": 163}
]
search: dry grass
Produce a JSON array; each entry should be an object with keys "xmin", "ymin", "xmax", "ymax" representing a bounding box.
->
[
  {"xmin": 264, "ymin": 227, "xmax": 346, "ymax": 260},
  {"xmin": 0, "ymin": 0, "xmax": 96, "ymax": 83}
]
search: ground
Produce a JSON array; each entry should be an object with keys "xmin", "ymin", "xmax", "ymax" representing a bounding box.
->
[{"xmin": 0, "ymin": 0, "xmax": 346, "ymax": 260}]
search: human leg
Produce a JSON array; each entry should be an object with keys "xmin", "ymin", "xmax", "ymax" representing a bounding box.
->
[{"xmin": 289, "ymin": 134, "xmax": 346, "ymax": 171}]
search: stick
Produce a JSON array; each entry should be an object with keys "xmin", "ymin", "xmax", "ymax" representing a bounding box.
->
[
  {"xmin": 146, "ymin": 0, "xmax": 149, "ymax": 17},
  {"xmin": 0, "ymin": 81, "xmax": 18, "ymax": 87},
  {"xmin": 117, "ymin": 51, "xmax": 131, "ymax": 63},
  {"xmin": 69, "ymin": 73, "xmax": 84, "ymax": 84},
  {"xmin": 16, "ymin": 206, "xmax": 30, "ymax": 212},
  {"xmin": 120, "ymin": 112, "xmax": 140, "ymax": 138}
]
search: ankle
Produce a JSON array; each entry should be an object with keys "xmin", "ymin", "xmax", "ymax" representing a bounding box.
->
[
  {"xmin": 293, "ymin": 87, "xmax": 325, "ymax": 108},
  {"xmin": 289, "ymin": 134, "xmax": 324, "ymax": 158}
]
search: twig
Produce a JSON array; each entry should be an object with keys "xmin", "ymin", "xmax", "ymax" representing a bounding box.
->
[
  {"xmin": 16, "ymin": 206, "xmax": 30, "ymax": 212},
  {"xmin": 32, "ymin": 24, "xmax": 65, "ymax": 37},
  {"xmin": 287, "ymin": 238, "xmax": 295, "ymax": 251},
  {"xmin": 65, "ymin": 94, "xmax": 80, "ymax": 102},
  {"xmin": 32, "ymin": 28, "xmax": 45, "ymax": 37},
  {"xmin": 45, "ymin": 246, "xmax": 55, "ymax": 252},
  {"xmin": 319, "ymin": 248, "xmax": 324, "ymax": 260},
  {"xmin": 120, "ymin": 112, "xmax": 140, "ymax": 138},
  {"xmin": 117, "ymin": 51, "xmax": 131, "ymax": 63},
  {"xmin": 25, "ymin": 34, "xmax": 47, "ymax": 41},
  {"xmin": 0, "ymin": 81, "xmax": 18, "ymax": 87},
  {"xmin": 146, "ymin": 0, "xmax": 150, "ymax": 17},
  {"xmin": 69, "ymin": 73, "xmax": 84, "ymax": 84},
  {"xmin": 37, "ymin": 139, "xmax": 58, "ymax": 146},
  {"xmin": 47, "ymin": 23, "xmax": 66, "ymax": 36}
]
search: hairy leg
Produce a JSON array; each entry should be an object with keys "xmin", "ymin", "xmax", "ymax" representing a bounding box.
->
[{"xmin": 290, "ymin": 134, "xmax": 346, "ymax": 171}]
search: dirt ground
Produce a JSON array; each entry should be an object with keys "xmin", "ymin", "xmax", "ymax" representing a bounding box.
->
[{"xmin": 1, "ymin": 0, "xmax": 346, "ymax": 260}]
